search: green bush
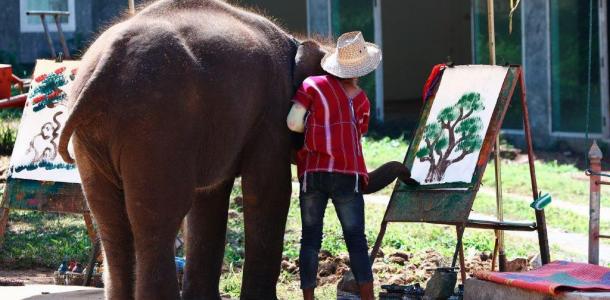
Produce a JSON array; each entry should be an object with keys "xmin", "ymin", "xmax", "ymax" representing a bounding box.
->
[{"xmin": 0, "ymin": 125, "xmax": 16, "ymax": 155}]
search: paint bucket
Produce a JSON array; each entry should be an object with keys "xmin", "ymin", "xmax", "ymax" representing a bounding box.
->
[{"xmin": 0, "ymin": 64, "xmax": 12, "ymax": 99}]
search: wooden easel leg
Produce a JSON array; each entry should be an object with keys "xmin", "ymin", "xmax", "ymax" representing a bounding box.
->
[
  {"xmin": 455, "ymin": 225, "xmax": 467, "ymax": 282},
  {"xmin": 491, "ymin": 236, "xmax": 499, "ymax": 271},
  {"xmin": 0, "ymin": 207, "xmax": 10, "ymax": 248},
  {"xmin": 83, "ymin": 237, "xmax": 101, "ymax": 287},
  {"xmin": 519, "ymin": 72, "xmax": 551, "ymax": 264},
  {"xmin": 369, "ymin": 221, "xmax": 388, "ymax": 263},
  {"xmin": 83, "ymin": 212, "xmax": 97, "ymax": 246}
]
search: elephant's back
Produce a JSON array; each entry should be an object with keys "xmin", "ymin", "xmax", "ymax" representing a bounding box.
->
[{"xmin": 67, "ymin": 0, "xmax": 295, "ymax": 185}]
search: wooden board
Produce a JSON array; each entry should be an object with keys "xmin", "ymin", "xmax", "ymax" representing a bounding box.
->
[{"xmin": 1, "ymin": 178, "xmax": 85, "ymax": 214}]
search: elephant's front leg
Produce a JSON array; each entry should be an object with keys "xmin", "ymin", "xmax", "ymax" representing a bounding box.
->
[
  {"xmin": 239, "ymin": 131, "xmax": 292, "ymax": 300},
  {"xmin": 182, "ymin": 180, "xmax": 233, "ymax": 300}
]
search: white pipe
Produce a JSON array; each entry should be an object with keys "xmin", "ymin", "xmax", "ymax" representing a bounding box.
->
[
  {"xmin": 374, "ymin": 0, "xmax": 384, "ymax": 122},
  {"xmin": 128, "ymin": 0, "xmax": 135, "ymax": 15}
]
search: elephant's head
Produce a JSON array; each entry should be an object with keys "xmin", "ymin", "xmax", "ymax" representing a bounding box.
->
[{"xmin": 292, "ymin": 39, "xmax": 330, "ymax": 89}]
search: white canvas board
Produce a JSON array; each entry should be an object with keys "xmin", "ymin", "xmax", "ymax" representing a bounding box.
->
[
  {"xmin": 411, "ymin": 65, "xmax": 509, "ymax": 185},
  {"xmin": 8, "ymin": 59, "xmax": 81, "ymax": 183}
]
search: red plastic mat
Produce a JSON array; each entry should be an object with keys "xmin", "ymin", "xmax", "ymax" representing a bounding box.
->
[{"xmin": 474, "ymin": 261, "xmax": 610, "ymax": 295}]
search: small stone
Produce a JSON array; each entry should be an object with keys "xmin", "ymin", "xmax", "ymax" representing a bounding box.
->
[
  {"xmin": 372, "ymin": 262, "xmax": 388, "ymax": 274},
  {"xmin": 336, "ymin": 264, "xmax": 350, "ymax": 275},
  {"xmin": 388, "ymin": 274, "xmax": 405, "ymax": 285},
  {"xmin": 281, "ymin": 260, "xmax": 297, "ymax": 274},
  {"xmin": 404, "ymin": 275, "xmax": 416, "ymax": 284},
  {"xmin": 232, "ymin": 196, "xmax": 243, "ymax": 208},
  {"xmin": 318, "ymin": 249, "xmax": 332, "ymax": 260},
  {"xmin": 336, "ymin": 253, "xmax": 350, "ymax": 265},
  {"xmin": 227, "ymin": 209, "xmax": 240, "ymax": 219},
  {"xmin": 529, "ymin": 254, "xmax": 542, "ymax": 269},
  {"xmin": 506, "ymin": 258, "xmax": 528, "ymax": 272},
  {"xmin": 389, "ymin": 251, "xmax": 410, "ymax": 261},
  {"xmin": 337, "ymin": 271, "xmax": 359, "ymax": 294},
  {"xmin": 479, "ymin": 252, "xmax": 490, "ymax": 262},
  {"xmin": 389, "ymin": 256, "xmax": 406, "ymax": 266},
  {"xmin": 318, "ymin": 274, "xmax": 338, "ymax": 286},
  {"xmin": 318, "ymin": 260, "xmax": 337, "ymax": 277}
]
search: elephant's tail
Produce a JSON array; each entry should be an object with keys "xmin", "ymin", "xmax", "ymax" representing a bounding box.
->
[{"xmin": 58, "ymin": 47, "xmax": 111, "ymax": 164}]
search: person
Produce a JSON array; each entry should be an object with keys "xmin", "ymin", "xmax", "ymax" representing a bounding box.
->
[{"xmin": 287, "ymin": 31, "xmax": 381, "ymax": 300}]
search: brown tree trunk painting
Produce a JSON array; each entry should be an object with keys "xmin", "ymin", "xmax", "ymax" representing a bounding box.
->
[{"xmin": 416, "ymin": 92, "xmax": 485, "ymax": 183}]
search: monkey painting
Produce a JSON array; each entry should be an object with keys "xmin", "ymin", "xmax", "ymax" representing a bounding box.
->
[{"xmin": 26, "ymin": 111, "xmax": 63, "ymax": 163}]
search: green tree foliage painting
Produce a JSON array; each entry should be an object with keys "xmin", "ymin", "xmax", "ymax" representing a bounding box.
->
[
  {"xmin": 416, "ymin": 92, "xmax": 485, "ymax": 183},
  {"xmin": 30, "ymin": 67, "xmax": 72, "ymax": 112}
]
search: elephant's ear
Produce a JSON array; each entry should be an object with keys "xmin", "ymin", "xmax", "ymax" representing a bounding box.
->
[{"xmin": 293, "ymin": 41, "xmax": 328, "ymax": 88}]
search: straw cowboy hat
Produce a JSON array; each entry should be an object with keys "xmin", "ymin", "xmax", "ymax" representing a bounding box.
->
[{"xmin": 321, "ymin": 31, "xmax": 382, "ymax": 78}]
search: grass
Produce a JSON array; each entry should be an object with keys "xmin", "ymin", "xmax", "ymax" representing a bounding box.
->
[
  {"xmin": 0, "ymin": 107, "xmax": 20, "ymax": 155},
  {"xmin": 0, "ymin": 211, "xmax": 90, "ymax": 269},
  {"xmin": 1, "ymin": 134, "xmax": 609, "ymax": 297},
  {"xmin": 481, "ymin": 159, "xmax": 610, "ymax": 208},
  {"xmin": 361, "ymin": 137, "xmax": 610, "ymax": 238}
]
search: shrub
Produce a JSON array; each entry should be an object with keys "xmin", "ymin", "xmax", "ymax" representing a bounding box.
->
[{"xmin": 0, "ymin": 125, "xmax": 16, "ymax": 155}]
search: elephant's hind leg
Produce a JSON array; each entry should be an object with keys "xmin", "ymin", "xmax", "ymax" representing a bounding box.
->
[
  {"xmin": 75, "ymin": 144, "xmax": 135, "ymax": 299},
  {"xmin": 182, "ymin": 180, "xmax": 234, "ymax": 300},
  {"xmin": 121, "ymin": 146, "xmax": 196, "ymax": 300},
  {"xmin": 239, "ymin": 130, "xmax": 291, "ymax": 300}
]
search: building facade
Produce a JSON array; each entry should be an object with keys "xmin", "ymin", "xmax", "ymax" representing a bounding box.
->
[{"xmin": 1, "ymin": 0, "xmax": 608, "ymax": 151}]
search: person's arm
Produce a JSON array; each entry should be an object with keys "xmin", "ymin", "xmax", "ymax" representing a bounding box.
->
[
  {"xmin": 287, "ymin": 81, "xmax": 313, "ymax": 133},
  {"xmin": 287, "ymin": 103, "xmax": 307, "ymax": 133}
]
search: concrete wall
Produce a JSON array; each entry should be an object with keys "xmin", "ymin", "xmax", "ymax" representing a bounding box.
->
[
  {"xmin": 381, "ymin": 0, "xmax": 472, "ymax": 104},
  {"xmin": 503, "ymin": 0, "xmax": 554, "ymax": 150},
  {"xmin": 0, "ymin": 1, "xmax": 22, "ymax": 65},
  {"xmin": 0, "ymin": 0, "xmax": 145, "ymax": 65}
]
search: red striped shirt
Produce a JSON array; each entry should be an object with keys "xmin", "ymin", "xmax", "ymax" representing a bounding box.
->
[{"xmin": 293, "ymin": 75, "xmax": 370, "ymax": 189}]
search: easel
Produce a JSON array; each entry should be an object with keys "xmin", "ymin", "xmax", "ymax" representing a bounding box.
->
[
  {"xmin": 0, "ymin": 58, "xmax": 98, "ymax": 284},
  {"xmin": 369, "ymin": 65, "xmax": 550, "ymax": 282},
  {"xmin": 25, "ymin": 11, "xmax": 72, "ymax": 60},
  {"xmin": 0, "ymin": 178, "xmax": 95, "ymax": 248}
]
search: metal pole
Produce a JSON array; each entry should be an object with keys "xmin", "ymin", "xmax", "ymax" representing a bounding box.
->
[
  {"xmin": 487, "ymin": 0, "xmax": 507, "ymax": 271},
  {"xmin": 588, "ymin": 141, "xmax": 602, "ymax": 265},
  {"xmin": 373, "ymin": 0, "xmax": 384, "ymax": 121}
]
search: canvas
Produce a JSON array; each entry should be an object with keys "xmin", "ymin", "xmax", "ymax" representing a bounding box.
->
[
  {"xmin": 7, "ymin": 59, "xmax": 81, "ymax": 183},
  {"xmin": 410, "ymin": 65, "xmax": 509, "ymax": 185}
]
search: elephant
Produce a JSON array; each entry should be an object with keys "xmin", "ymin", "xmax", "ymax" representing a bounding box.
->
[{"xmin": 59, "ymin": 0, "xmax": 415, "ymax": 299}]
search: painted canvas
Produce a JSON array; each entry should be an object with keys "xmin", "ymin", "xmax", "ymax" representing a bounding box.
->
[
  {"xmin": 410, "ymin": 65, "xmax": 509, "ymax": 185},
  {"xmin": 7, "ymin": 60, "xmax": 81, "ymax": 183}
]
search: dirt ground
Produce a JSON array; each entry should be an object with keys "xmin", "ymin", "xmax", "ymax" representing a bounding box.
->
[{"xmin": 0, "ymin": 268, "xmax": 55, "ymax": 285}]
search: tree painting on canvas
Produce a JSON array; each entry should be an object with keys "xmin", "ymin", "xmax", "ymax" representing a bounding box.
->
[
  {"xmin": 410, "ymin": 65, "xmax": 509, "ymax": 185},
  {"xmin": 416, "ymin": 92, "xmax": 484, "ymax": 183}
]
